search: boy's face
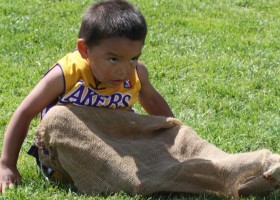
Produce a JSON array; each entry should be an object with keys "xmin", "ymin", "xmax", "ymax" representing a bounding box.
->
[{"xmin": 84, "ymin": 37, "xmax": 143, "ymax": 88}]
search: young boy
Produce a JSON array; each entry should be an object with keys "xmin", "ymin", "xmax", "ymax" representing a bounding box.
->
[
  {"xmin": 0, "ymin": 0, "xmax": 174, "ymax": 193},
  {"xmin": 1, "ymin": 0, "xmax": 280, "ymax": 198}
]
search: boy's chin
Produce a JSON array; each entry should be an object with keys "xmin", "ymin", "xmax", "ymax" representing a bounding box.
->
[
  {"xmin": 103, "ymin": 82, "xmax": 123, "ymax": 88},
  {"xmin": 109, "ymin": 81, "xmax": 124, "ymax": 87}
]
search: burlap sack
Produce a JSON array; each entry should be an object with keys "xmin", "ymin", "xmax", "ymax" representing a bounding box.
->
[{"xmin": 36, "ymin": 105, "xmax": 280, "ymax": 199}]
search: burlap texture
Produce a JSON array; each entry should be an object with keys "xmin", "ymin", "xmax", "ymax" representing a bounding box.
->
[{"xmin": 36, "ymin": 105, "xmax": 280, "ymax": 199}]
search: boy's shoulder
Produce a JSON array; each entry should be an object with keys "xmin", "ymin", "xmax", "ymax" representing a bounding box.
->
[
  {"xmin": 59, "ymin": 50, "xmax": 85, "ymax": 64},
  {"xmin": 136, "ymin": 60, "xmax": 148, "ymax": 81},
  {"xmin": 57, "ymin": 50, "xmax": 89, "ymax": 70}
]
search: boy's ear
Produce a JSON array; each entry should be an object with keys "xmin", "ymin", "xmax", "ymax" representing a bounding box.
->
[{"xmin": 77, "ymin": 39, "xmax": 89, "ymax": 59}]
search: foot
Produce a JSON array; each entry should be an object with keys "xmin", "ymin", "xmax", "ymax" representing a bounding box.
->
[
  {"xmin": 263, "ymin": 164, "xmax": 280, "ymax": 184},
  {"xmin": 238, "ymin": 164, "xmax": 280, "ymax": 197}
]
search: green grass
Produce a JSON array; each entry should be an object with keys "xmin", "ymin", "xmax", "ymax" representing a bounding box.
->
[{"xmin": 0, "ymin": 0, "xmax": 279, "ymax": 199}]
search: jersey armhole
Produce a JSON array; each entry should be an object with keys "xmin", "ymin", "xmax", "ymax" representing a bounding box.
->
[
  {"xmin": 135, "ymin": 63, "xmax": 142, "ymax": 91},
  {"xmin": 43, "ymin": 63, "xmax": 66, "ymax": 96}
]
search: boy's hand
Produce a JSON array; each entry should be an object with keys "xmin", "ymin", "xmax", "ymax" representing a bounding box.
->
[{"xmin": 0, "ymin": 166, "xmax": 21, "ymax": 194}]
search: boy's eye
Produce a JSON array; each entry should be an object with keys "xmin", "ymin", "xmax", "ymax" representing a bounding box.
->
[
  {"xmin": 130, "ymin": 57, "xmax": 139, "ymax": 63},
  {"xmin": 109, "ymin": 57, "xmax": 118, "ymax": 63}
]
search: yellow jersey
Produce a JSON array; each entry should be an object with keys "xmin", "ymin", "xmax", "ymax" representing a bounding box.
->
[{"xmin": 41, "ymin": 50, "xmax": 141, "ymax": 118}]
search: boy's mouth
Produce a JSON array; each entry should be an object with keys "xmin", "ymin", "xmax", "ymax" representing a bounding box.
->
[{"xmin": 111, "ymin": 80, "xmax": 124, "ymax": 85}]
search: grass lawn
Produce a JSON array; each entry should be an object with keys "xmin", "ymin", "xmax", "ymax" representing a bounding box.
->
[{"xmin": 0, "ymin": 0, "xmax": 279, "ymax": 199}]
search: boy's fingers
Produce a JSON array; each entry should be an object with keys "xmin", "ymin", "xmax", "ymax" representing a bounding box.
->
[
  {"xmin": 1, "ymin": 183, "xmax": 7, "ymax": 194},
  {"xmin": 0, "ymin": 182, "xmax": 15, "ymax": 194},
  {"xmin": 9, "ymin": 183, "xmax": 14, "ymax": 189}
]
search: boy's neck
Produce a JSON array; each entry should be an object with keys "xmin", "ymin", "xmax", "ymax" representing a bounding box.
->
[{"xmin": 93, "ymin": 76, "xmax": 101, "ymax": 88}]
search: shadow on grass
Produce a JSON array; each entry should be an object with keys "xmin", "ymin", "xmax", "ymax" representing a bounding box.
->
[{"xmin": 13, "ymin": 175, "xmax": 280, "ymax": 200}]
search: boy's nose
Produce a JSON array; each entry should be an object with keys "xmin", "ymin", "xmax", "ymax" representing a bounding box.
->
[{"xmin": 117, "ymin": 63, "xmax": 130, "ymax": 78}]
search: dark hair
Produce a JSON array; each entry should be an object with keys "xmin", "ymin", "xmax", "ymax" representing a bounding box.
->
[{"xmin": 78, "ymin": 0, "xmax": 147, "ymax": 47}]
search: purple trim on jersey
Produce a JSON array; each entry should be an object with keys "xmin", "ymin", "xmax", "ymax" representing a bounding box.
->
[
  {"xmin": 56, "ymin": 63, "xmax": 66, "ymax": 95},
  {"xmin": 41, "ymin": 63, "xmax": 66, "ymax": 95},
  {"xmin": 41, "ymin": 99, "xmax": 59, "ymax": 119},
  {"xmin": 136, "ymin": 62, "xmax": 139, "ymax": 73}
]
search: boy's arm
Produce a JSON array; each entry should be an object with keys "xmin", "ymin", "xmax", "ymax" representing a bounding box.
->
[
  {"xmin": 137, "ymin": 61, "xmax": 174, "ymax": 117},
  {"xmin": 0, "ymin": 65, "xmax": 64, "ymax": 193}
]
